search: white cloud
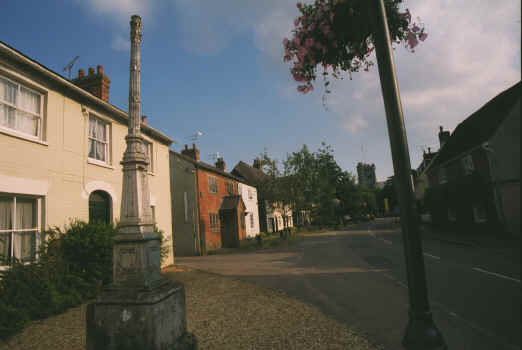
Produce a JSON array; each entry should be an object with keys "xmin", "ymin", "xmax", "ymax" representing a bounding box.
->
[
  {"xmin": 86, "ymin": 0, "xmax": 151, "ymax": 22},
  {"xmin": 111, "ymin": 35, "xmax": 130, "ymax": 52}
]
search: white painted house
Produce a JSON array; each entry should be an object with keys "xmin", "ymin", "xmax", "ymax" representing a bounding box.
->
[
  {"xmin": 0, "ymin": 41, "xmax": 175, "ymax": 268},
  {"xmin": 237, "ymin": 182, "xmax": 260, "ymax": 238}
]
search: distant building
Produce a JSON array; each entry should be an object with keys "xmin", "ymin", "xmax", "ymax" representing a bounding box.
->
[
  {"xmin": 170, "ymin": 145, "xmax": 247, "ymax": 255},
  {"xmin": 357, "ymin": 162, "xmax": 377, "ymax": 188}
]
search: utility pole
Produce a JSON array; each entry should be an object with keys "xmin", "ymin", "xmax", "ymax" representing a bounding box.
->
[{"xmin": 371, "ymin": 0, "xmax": 447, "ymax": 349}]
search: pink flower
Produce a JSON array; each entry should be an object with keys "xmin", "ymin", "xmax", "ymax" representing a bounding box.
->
[
  {"xmin": 407, "ymin": 31, "xmax": 418, "ymax": 49},
  {"xmin": 284, "ymin": 55, "xmax": 292, "ymax": 62},
  {"xmin": 419, "ymin": 32, "xmax": 428, "ymax": 41},
  {"xmin": 294, "ymin": 17, "xmax": 300, "ymax": 26},
  {"xmin": 412, "ymin": 24, "xmax": 420, "ymax": 33},
  {"xmin": 283, "ymin": 38, "xmax": 289, "ymax": 46}
]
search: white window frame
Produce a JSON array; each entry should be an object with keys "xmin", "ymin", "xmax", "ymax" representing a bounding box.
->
[
  {"xmin": 0, "ymin": 194, "xmax": 42, "ymax": 269},
  {"xmin": 208, "ymin": 176, "xmax": 218, "ymax": 194},
  {"xmin": 88, "ymin": 115, "xmax": 111, "ymax": 166},
  {"xmin": 0, "ymin": 74, "xmax": 43, "ymax": 141},
  {"xmin": 473, "ymin": 204, "xmax": 487, "ymax": 223}
]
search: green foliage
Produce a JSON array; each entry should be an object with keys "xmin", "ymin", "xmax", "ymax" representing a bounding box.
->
[
  {"xmin": 0, "ymin": 220, "xmax": 117, "ymax": 340},
  {"xmin": 259, "ymin": 143, "xmax": 377, "ymax": 227}
]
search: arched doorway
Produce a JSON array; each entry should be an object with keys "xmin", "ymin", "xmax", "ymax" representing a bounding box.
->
[{"xmin": 89, "ymin": 190, "xmax": 112, "ymax": 224}]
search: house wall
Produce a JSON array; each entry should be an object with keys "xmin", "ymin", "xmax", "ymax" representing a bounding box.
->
[
  {"xmin": 196, "ymin": 168, "xmax": 237, "ymax": 252},
  {"xmin": 237, "ymin": 182, "xmax": 260, "ymax": 238},
  {"xmin": 0, "ymin": 62, "xmax": 174, "ymax": 267},
  {"xmin": 169, "ymin": 152, "xmax": 199, "ymax": 256},
  {"xmin": 265, "ymin": 202, "xmax": 293, "ymax": 233},
  {"xmin": 488, "ymin": 100, "xmax": 521, "ymax": 236}
]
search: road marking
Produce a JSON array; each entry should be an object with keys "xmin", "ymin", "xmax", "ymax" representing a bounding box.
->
[
  {"xmin": 379, "ymin": 238, "xmax": 392, "ymax": 245},
  {"xmin": 431, "ymin": 300, "xmax": 520, "ymax": 350},
  {"xmin": 423, "ymin": 253, "xmax": 441, "ymax": 260},
  {"xmin": 472, "ymin": 267, "xmax": 521, "ymax": 284}
]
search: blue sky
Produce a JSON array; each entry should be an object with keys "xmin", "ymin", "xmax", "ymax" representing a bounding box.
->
[{"xmin": 2, "ymin": 0, "xmax": 520, "ymax": 181}]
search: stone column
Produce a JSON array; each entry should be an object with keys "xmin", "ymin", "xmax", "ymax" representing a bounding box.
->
[{"xmin": 86, "ymin": 15, "xmax": 188, "ymax": 350}]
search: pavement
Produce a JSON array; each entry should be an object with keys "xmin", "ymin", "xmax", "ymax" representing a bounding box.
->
[{"xmin": 177, "ymin": 223, "xmax": 521, "ymax": 350}]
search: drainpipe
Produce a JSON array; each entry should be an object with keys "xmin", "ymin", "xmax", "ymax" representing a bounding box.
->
[{"xmin": 193, "ymin": 166, "xmax": 202, "ymax": 255}]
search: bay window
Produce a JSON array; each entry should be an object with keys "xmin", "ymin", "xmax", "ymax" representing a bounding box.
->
[
  {"xmin": 0, "ymin": 75, "xmax": 42, "ymax": 139},
  {"xmin": 0, "ymin": 195, "xmax": 41, "ymax": 267}
]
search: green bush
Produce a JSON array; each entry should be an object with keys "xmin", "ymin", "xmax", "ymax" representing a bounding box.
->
[{"xmin": 0, "ymin": 220, "xmax": 117, "ymax": 340}]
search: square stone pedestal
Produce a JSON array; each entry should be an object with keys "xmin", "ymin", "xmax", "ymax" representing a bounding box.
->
[{"xmin": 86, "ymin": 279, "xmax": 186, "ymax": 350}]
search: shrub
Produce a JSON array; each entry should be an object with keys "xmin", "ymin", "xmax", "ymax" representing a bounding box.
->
[{"xmin": 0, "ymin": 220, "xmax": 117, "ymax": 340}]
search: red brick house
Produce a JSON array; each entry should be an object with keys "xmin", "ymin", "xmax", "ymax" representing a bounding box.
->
[
  {"xmin": 424, "ymin": 81, "xmax": 520, "ymax": 236},
  {"xmin": 172, "ymin": 144, "xmax": 246, "ymax": 253}
]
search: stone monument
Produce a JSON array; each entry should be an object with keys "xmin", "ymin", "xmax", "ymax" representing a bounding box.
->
[{"xmin": 86, "ymin": 15, "xmax": 187, "ymax": 350}]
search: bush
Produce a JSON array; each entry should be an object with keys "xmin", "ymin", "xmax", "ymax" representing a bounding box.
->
[{"xmin": 0, "ymin": 220, "xmax": 117, "ymax": 340}]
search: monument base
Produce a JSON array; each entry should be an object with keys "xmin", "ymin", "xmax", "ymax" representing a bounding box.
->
[{"xmin": 86, "ymin": 278, "xmax": 187, "ymax": 350}]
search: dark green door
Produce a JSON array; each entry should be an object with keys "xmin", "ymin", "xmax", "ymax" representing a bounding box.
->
[{"xmin": 89, "ymin": 191, "xmax": 111, "ymax": 224}]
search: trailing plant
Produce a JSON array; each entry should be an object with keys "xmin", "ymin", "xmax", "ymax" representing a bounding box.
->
[{"xmin": 283, "ymin": 0, "xmax": 427, "ymax": 96}]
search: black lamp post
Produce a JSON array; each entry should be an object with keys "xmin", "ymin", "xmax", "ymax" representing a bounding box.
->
[{"xmin": 370, "ymin": 0, "xmax": 447, "ymax": 349}]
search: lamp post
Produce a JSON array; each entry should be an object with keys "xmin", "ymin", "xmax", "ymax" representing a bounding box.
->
[{"xmin": 371, "ymin": 0, "xmax": 447, "ymax": 349}]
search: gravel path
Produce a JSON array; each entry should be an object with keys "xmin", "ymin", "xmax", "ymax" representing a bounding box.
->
[{"xmin": 1, "ymin": 265, "xmax": 381, "ymax": 350}]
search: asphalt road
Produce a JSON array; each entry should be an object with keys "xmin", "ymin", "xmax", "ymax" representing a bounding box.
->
[{"xmin": 177, "ymin": 222, "xmax": 521, "ymax": 350}]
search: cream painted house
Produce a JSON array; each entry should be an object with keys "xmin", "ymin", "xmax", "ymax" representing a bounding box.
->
[
  {"xmin": 237, "ymin": 182, "xmax": 260, "ymax": 238},
  {"xmin": 0, "ymin": 41, "xmax": 175, "ymax": 268}
]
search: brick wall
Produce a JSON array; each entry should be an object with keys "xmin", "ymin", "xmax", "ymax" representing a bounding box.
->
[{"xmin": 196, "ymin": 168, "xmax": 237, "ymax": 252}]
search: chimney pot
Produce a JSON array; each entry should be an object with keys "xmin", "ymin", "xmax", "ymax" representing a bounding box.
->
[
  {"xmin": 184, "ymin": 144, "xmax": 188, "ymax": 150},
  {"xmin": 97, "ymin": 65, "xmax": 103, "ymax": 74},
  {"xmin": 88, "ymin": 67, "xmax": 95, "ymax": 76},
  {"xmin": 141, "ymin": 115, "xmax": 147, "ymax": 124},
  {"xmin": 78, "ymin": 69, "xmax": 84, "ymax": 78},
  {"xmin": 192, "ymin": 143, "xmax": 197, "ymax": 150}
]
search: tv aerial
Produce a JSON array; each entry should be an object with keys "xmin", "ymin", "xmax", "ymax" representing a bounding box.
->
[
  {"xmin": 208, "ymin": 151, "xmax": 221, "ymax": 162},
  {"xmin": 63, "ymin": 56, "xmax": 80, "ymax": 79},
  {"xmin": 186, "ymin": 130, "xmax": 203, "ymax": 143}
]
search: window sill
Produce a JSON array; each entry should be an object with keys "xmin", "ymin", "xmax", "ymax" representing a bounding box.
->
[
  {"xmin": 88, "ymin": 158, "xmax": 114, "ymax": 170},
  {"xmin": 0, "ymin": 128, "xmax": 48, "ymax": 146}
]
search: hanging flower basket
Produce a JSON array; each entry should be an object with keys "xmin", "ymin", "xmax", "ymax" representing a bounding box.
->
[{"xmin": 283, "ymin": 0, "xmax": 428, "ymax": 94}]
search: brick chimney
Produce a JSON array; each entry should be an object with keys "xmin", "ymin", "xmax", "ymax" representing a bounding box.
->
[
  {"xmin": 438, "ymin": 126, "xmax": 450, "ymax": 149},
  {"xmin": 215, "ymin": 157, "xmax": 226, "ymax": 171},
  {"xmin": 181, "ymin": 144, "xmax": 200, "ymax": 161},
  {"xmin": 253, "ymin": 158, "xmax": 262, "ymax": 170},
  {"xmin": 72, "ymin": 65, "xmax": 111, "ymax": 103}
]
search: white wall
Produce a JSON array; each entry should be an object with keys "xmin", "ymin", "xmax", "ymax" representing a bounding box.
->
[{"xmin": 238, "ymin": 183, "xmax": 260, "ymax": 237}]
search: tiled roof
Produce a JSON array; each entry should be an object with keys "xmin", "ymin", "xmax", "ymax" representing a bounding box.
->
[
  {"xmin": 231, "ymin": 161, "xmax": 270, "ymax": 186},
  {"xmin": 428, "ymin": 81, "xmax": 521, "ymax": 171},
  {"xmin": 170, "ymin": 151, "xmax": 243, "ymax": 182}
]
